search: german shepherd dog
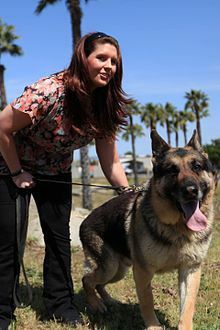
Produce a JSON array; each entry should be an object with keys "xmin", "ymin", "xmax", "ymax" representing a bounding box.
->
[{"xmin": 80, "ymin": 130, "xmax": 217, "ymax": 330}]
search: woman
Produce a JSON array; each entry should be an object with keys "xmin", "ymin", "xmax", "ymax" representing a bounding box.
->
[{"xmin": 0, "ymin": 32, "xmax": 130, "ymax": 329}]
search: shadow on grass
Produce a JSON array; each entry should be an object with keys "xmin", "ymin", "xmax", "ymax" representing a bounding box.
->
[
  {"xmin": 17, "ymin": 285, "xmax": 177, "ymax": 329},
  {"xmin": 17, "ymin": 284, "xmax": 48, "ymax": 320},
  {"xmin": 75, "ymin": 289, "xmax": 177, "ymax": 330}
]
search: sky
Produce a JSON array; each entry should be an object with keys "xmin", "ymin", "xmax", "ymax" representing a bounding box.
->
[{"xmin": 1, "ymin": 0, "xmax": 220, "ymax": 159}]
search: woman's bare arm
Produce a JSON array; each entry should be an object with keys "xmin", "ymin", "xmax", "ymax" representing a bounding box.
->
[
  {"xmin": 0, "ymin": 104, "xmax": 35, "ymax": 188},
  {"xmin": 95, "ymin": 137, "xmax": 128, "ymax": 187}
]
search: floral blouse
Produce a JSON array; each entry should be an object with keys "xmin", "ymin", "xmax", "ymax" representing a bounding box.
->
[{"xmin": 0, "ymin": 72, "xmax": 95, "ymax": 175}]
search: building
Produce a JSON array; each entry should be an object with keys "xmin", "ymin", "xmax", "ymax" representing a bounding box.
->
[
  {"xmin": 120, "ymin": 155, "xmax": 152, "ymax": 176},
  {"xmin": 72, "ymin": 155, "xmax": 153, "ymax": 178}
]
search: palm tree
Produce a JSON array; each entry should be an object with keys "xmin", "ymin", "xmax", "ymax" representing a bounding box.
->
[
  {"xmin": 140, "ymin": 102, "xmax": 164, "ymax": 131},
  {"xmin": 35, "ymin": 0, "xmax": 92, "ymax": 210},
  {"xmin": 162, "ymin": 102, "xmax": 176, "ymax": 145},
  {"xmin": 184, "ymin": 90, "xmax": 209, "ymax": 145},
  {"xmin": 0, "ymin": 19, "xmax": 23, "ymax": 110},
  {"xmin": 179, "ymin": 108, "xmax": 195, "ymax": 145},
  {"xmin": 121, "ymin": 100, "xmax": 144, "ymax": 185},
  {"xmin": 172, "ymin": 110, "xmax": 182, "ymax": 147}
]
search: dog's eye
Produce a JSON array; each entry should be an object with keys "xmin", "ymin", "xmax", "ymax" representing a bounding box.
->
[{"xmin": 192, "ymin": 161, "xmax": 202, "ymax": 172}]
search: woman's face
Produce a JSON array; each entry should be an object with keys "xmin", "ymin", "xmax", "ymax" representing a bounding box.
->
[{"xmin": 87, "ymin": 42, "xmax": 118, "ymax": 91}]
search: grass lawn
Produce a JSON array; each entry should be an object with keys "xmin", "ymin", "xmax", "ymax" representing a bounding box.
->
[{"xmin": 12, "ymin": 182, "xmax": 220, "ymax": 330}]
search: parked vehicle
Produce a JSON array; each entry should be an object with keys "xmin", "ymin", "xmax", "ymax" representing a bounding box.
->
[{"xmin": 121, "ymin": 160, "xmax": 146, "ymax": 176}]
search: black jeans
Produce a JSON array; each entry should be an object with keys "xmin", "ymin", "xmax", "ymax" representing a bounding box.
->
[{"xmin": 0, "ymin": 173, "xmax": 74, "ymax": 327}]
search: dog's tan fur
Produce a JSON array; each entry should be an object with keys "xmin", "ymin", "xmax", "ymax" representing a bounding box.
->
[{"xmin": 80, "ymin": 130, "xmax": 217, "ymax": 330}]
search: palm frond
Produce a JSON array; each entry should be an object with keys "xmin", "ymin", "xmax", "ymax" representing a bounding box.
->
[{"xmin": 35, "ymin": 0, "xmax": 61, "ymax": 14}]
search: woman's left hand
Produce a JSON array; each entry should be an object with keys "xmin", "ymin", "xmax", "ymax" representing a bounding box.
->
[{"xmin": 12, "ymin": 170, "xmax": 36, "ymax": 189}]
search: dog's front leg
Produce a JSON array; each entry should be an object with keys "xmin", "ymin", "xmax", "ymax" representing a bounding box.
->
[
  {"xmin": 133, "ymin": 262, "xmax": 163, "ymax": 330},
  {"xmin": 178, "ymin": 265, "xmax": 201, "ymax": 330}
]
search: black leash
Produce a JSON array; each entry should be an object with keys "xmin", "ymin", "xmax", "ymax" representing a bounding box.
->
[
  {"xmin": 13, "ymin": 193, "xmax": 33, "ymax": 308},
  {"xmin": 34, "ymin": 178, "xmax": 147, "ymax": 194},
  {"xmin": 35, "ymin": 178, "xmax": 124, "ymax": 190}
]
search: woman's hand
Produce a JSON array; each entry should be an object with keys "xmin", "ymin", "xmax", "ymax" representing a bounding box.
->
[{"xmin": 12, "ymin": 170, "xmax": 36, "ymax": 189}]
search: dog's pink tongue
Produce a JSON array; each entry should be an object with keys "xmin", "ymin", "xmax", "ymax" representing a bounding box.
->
[{"xmin": 181, "ymin": 201, "xmax": 207, "ymax": 232}]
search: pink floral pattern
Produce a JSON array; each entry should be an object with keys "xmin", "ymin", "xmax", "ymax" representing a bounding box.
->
[{"xmin": 0, "ymin": 73, "xmax": 95, "ymax": 175}]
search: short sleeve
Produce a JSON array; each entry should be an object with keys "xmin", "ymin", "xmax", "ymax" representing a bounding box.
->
[{"xmin": 10, "ymin": 76, "xmax": 58, "ymax": 124}]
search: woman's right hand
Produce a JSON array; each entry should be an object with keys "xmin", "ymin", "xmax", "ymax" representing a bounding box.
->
[{"xmin": 12, "ymin": 170, "xmax": 36, "ymax": 189}]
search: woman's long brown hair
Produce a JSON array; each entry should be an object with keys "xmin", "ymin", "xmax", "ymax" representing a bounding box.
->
[{"xmin": 63, "ymin": 32, "xmax": 131, "ymax": 140}]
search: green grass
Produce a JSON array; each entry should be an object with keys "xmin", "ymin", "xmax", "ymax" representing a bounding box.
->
[{"xmin": 12, "ymin": 183, "xmax": 220, "ymax": 330}]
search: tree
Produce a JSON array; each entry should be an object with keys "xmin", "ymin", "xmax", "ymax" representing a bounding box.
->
[
  {"xmin": 121, "ymin": 100, "xmax": 144, "ymax": 185},
  {"xmin": 179, "ymin": 108, "xmax": 195, "ymax": 145},
  {"xmin": 184, "ymin": 90, "xmax": 209, "ymax": 145},
  {"xmin": 0, "ymin": 19, "xmax": 23, "ymax": 110},
  {"xmin": 140, "ymin": 102, "xmax": 164, "ymax": 131},
  {"xmin": 204, "ymin": 139, "xmax": 220, "ymax": 170},
  {"xmin": 162, "ymin": 102, "xmax": 176, "ymax": 145},
  {"xmin": 172, "ymin": 110, "xmax": 182, "ymax": 147},
  {"xmin": 35, "ymin": 0, "xmax": 92, "ymax": 210}
]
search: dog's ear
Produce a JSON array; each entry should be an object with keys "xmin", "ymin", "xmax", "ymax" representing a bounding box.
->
[
  {"xmin": 151, "ymin": 130, "xmax": 170, "ymax": 159},
  {"xmin": 186, "ymin": 130, "xmax": 203, "ymax": 152}
]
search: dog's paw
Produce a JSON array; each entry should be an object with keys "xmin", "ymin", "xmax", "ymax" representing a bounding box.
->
[
  {"xmin": 87, "ymin": 295, "xmax": 107, "ymax": 313},
  {"xmin": 96, "ymin": 285, "xmax": 114, "ymax": 304},
  {"xmin": 146, "ymin": 325, "xmax": 165, "ymax": 330}
]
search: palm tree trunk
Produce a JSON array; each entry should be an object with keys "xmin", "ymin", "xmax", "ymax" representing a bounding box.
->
[
  {"xmin": 175, "ymin": 131, "xmax": 178, "ymax": 147},
  {"xmin": 69, "ymin": 0, "xmax": 92, "ymax": 209},
  {"xmin": 129, "ymin": 115, "xmax": 138, "ymax": 186},
  {"xmin": 68, "ymin": 0, "xmax": 82, "ymax": 47},
  {"xmin": 183, "ymin": 125, "xmax": 187, "ymax": 145},
  {"xmin": 166, "ymin": 120, "xmax": 171, "ymax": 145},
  {"xmin": 0, "ymin": 64, "xmax": 7, "ymax": 110},
  {"xmin": 195, "ymin": 108, "xmax": 202, "ymax": 145},
  {"xmin": 80, "ymin": 146, "xmax": 92, "ymax": 209}
]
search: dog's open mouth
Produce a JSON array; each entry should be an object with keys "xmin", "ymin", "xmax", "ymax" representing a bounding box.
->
[{"xmin": 180, "ymin": 201, "xmax": 207, "ymax": 232}]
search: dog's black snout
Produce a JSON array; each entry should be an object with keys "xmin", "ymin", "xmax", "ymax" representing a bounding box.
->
[
  {"xmin": 186, "ymin": 185, "xmax": 198, "ymax": 196},
  {"xmin": 181, "ymin": 181, "xmax": 199, "ymax": 199}
]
